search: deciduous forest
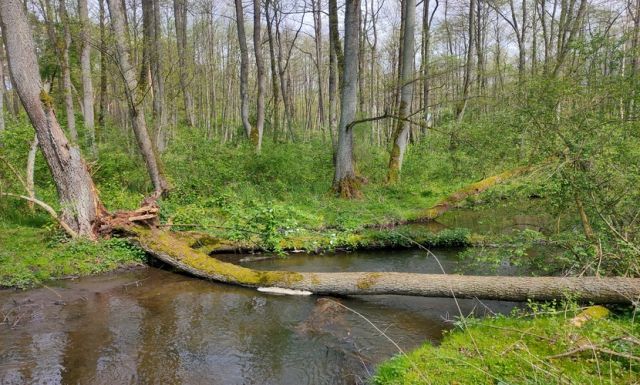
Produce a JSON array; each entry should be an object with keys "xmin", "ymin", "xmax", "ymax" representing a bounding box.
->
[{"xmin": 1, "ymin": 0, "xmax": 639, "ymax": 383}]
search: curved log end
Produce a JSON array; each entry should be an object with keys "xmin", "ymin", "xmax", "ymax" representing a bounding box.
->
[{"xmin": 131, "ymin": 226, "xmax": 304, "ymax": 287}]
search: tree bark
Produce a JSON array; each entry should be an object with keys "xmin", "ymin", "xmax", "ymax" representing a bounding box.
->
[
  {"xmin": 386, "ymin": 0, "xmax": 416, "ymax": 184},
  {"xmin": 107, "ymin": 0, "xmax": 169, "ymax": 195},
  {"xmin": 332, "ymin": 0, "xmax": 361, "ymax": 198},
  {"xmin": 0, "ymin": 0, "xmax": 104, "ymax": 238},
  {"xmin": 134, "ymin": 228, "xmax": 640, "ymax": 304},
  {"xmin": 253, "ymin": 0, "xmax": 265, "ymax": 151},
  {"xmin": 174, "ymin": 0, "xmax": 196, "ymax": 127},
  {"xmin": 234, "ymin": 0, "xmax": 252, "ymax": 138},
  {"xmin": 79, "ymin": 0, "xmax": 96, "ymax": 154}
]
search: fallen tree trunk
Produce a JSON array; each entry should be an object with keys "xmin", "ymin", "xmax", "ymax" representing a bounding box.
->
[
  {"xmin": 415, "ymin": 165, "xmax": 533, "ymax": 221},
  {"xmin": 130, "ymin": 227, "xmax": 640, "ymax": 304}
]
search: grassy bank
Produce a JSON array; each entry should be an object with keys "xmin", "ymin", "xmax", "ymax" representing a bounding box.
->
[
  {"xmin": 374, "ymin": 305, "xmax": 639, "ymax": 384},
  {"xmin": 0, "ymin": 225, "xmax": 145, "ymax": 288}
]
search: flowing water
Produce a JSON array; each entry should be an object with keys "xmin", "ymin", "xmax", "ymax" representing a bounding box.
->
[{"xmin": 0, "ymin": 249, "xmax": 518, "ymax": 385}]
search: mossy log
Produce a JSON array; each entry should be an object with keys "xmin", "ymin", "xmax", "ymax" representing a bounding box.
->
[
  {"xmin": 130, "ymin": 227, "xmax": 640, "ymax": 304},
  {"xmin": 416, "ymin": 165, "xmax": 533, "ymax": 221}
]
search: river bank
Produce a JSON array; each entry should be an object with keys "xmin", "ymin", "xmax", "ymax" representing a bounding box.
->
[{"xmin": 373, "ymin": 305, "xmax": 640, "ymax": 384}]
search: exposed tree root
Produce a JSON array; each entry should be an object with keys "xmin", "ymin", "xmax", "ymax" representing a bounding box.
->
[{"xmin": 333, "ymin": 176, "xmax": 363, "ymax": 199}]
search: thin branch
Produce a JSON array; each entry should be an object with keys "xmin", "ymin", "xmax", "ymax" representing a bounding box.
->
[{"xmin": 0, "ymin": 192, "xmax": 78, "ymax": 238}]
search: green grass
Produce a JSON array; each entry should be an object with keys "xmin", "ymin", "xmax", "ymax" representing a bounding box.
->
[
  {"xmin": 373, "ymin": 306, "xmax": 640, "ymax": 384},
  {"xmin": 0, "ymin": 224, "xmax": 146, "ymax": 289}
]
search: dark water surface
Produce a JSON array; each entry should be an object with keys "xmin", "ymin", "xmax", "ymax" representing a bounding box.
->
[{"xmin": 0, "ymin": 249, "xmax": 518, "ymax": 385}]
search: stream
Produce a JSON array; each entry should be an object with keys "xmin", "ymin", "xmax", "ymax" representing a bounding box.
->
[{"xmin": 0, "ymin": 249, "xmax": 519, "ymax": 385}]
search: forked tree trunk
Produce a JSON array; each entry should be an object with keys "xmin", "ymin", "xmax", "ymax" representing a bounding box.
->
[
  {"xmin": 332, "ymin": 0, "xmax": 361, "ymax": 198},
  {"xmin": 0, "ymin": 0, "xmax": 104, "ymax": 238},
  {"xmin": 107, "ymin": 0, "xmax": 169, "ymax": 195},
  {"xmin": 253, "ymin": 0, "xmax": 265, "ymax": 151},
  {"xmin": 386, "ymin": 0, "xmax": 416, "ymax": 184},
  {"xmin": 133, "ymin": 228, "xmax": 640, "ymax": 304},
  {"xmin": 79, "ymin": 0, "xmax": 96, "ymax": 154},
  {"xmin": 234, "ymin": 0, "xmax": 252, "ymax": 138}
]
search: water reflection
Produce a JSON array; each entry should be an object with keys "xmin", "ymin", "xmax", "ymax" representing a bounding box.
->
[{"xmin": 0, "ymin": 250, "xmax": 518, "ymax": 384}]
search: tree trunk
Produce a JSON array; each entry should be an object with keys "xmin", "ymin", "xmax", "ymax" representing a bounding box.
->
[
  {"xmin": 274, "ymin": 10, "xmax": 296, "ymax": 141},
  {"xmin": 456, "ymin": 0, "xmax": 475, "ymax": 123},
  {"xmin": 265, "ymin": 0, "xmax": 280, "ymax": 140},
  {"xmin": 149, "ymin": 0, "xmax": 167, "ymax": 152},
  {"xmin": 174, "ymin": 0, "xmax": 196, "ymax": 127},
  {"xmin": 332, "ymin": 0, "xmax": 360, "ymax": 198},
  {"xmin": 253, "ymin": 0, "xmax": 265, "ymax": 151},
  {"xmin": 134, "ymin": 228, "xmax": 640, "ymax": 304},
  {"xmin": 98, "ymin": 0, "xmax": 107, "ymax": 129},
  {"xmin": 421, "ymin": 0, "xmax": 434, "ymax": 127},
  {"xmin": 59, "ymin": 0, "xmax": 77, "ymax": 142},
  {"xmin": 26, "ymin": 133, "xmax": 38, "ymax": 211},
  {"xmin": 0, "ymin": 0, "xmax": 103, "ymax": 237},
  {"xmin": 107, "ymin": 0, "xmax": 169, "ymax": 196},
  {"xmin": 386, "ymin": 0, "xmax": 416, "ymax": 184},
  {"xmin": 328, "ymin": 1, "xmax": 338, "ymax": 147},
  {"xmin": 79, "ymin": 0, "xmax": 96, "ymax": 155},
  {"xmin": 0, "ymin": 40, "xmax": 4, "ymax": 140},
  {"xmin": 312, "ymin": 0, "xmax": 325, "ymax": 129},
  {"xmin": 328, "ymin": 0, "xmax": 344, "ymax": 81},
  {"xmin": 234, "ymin": 0, "xmax": 252, "ymax": 138}
]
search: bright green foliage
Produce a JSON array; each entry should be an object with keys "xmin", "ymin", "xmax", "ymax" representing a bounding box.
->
[
  {"xmin": 374, "ymin": 305, "xmax": 640, "ymax": 385},
  {"xmin": 0, "ymin": 225, "xmax": 145, "ymax": 288}
]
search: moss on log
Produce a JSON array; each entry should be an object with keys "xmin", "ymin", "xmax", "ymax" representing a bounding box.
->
[
  {"xmin": 416, "ymin": 165, "xmax": 533, "ymax": 221},
  {"xmin": 130, "ymin": 227, "xmax": 640, "ymax": 304}
]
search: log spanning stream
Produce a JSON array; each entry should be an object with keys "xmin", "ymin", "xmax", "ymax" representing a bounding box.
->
[{"xmin": 0, "ymin": 249, "xmax": 518, "ymax": 385}]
